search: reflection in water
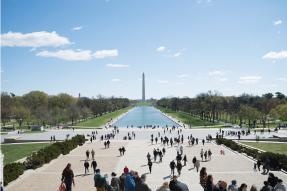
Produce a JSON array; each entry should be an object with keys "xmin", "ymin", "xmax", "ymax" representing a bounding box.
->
[{"xmin": 114, "ymin": 106, "xmax": 180, "ymax": 127}]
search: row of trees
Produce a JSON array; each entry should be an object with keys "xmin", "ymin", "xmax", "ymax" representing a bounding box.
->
[
  {"xmin": 157, "ymin": 91, "xmax": 287, "ymax": 128},
  {"xmin": 1, "ymin": 91, "xmax": 130, "ymax": 128}
]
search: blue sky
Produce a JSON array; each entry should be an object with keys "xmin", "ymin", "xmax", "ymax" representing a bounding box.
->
[{"xmin": 1, "ymin": 0, "xmax": 287, "ymax": 99}]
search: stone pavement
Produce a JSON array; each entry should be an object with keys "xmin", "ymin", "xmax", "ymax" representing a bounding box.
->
[{"xmin": 5, "ymin": 129, "xmax": 287, "ymax": 191}]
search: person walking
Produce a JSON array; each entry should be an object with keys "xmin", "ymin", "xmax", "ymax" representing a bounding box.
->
[
  {"xmin": 200, "ymin": 149, "xmax": 204, "ymax": 161},
  {"xmin": 183, "ymin": 155, "xmax": 187, "ymax": 166},
  {"xmin": 135, "ymin": 174, "xmax": 152, "ymax": 191},
  {"xmin": 111, "ymin": 172, "xmax": 120, "ymax": 191},
  {"xmin": 195, "ymin": 160, "xmax": 200, "ymax": 172},
  {"xmin": 170, "ymin": 160, "xmax": 176, "ymax": 176},
  {"xmin": 176, "ymin": 161, "xmax": 183, "ymax": 176},
  {"xmin": 86, "ymin": 150, "xmax": 90, "ymax": 160},
  {"xmin": 208, "ymin": 149, "xmax": 212, "ymax": 161},
  {"xmin": 148, "ymin": 160, "xmax": 153, "ymax": 173},
  {"xmin": 91, "ymin": 159, "xmax": 97, "ymax": 173},
  {"xmin": 91, "ymin": 149, "xmax": 95, "ymax": 160},
  {"xmin": 192, "ymin": 156, "xmax": 197, "ymax": 168},
  {"xmin": 61, "ymin": 163, "xmax": 75, "ymax": 191},
  {"xmin": 84, "ymin": 160, "xmax": 89, "ymax": 175},
  {"xmin": 94, "ymin": 169, "xmax": 107, "ymax": 191}
]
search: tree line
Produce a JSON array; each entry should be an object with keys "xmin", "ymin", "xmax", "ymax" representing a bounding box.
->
[
  {"xmin": 157, "ymin": 91, "xmax": 287, "ymax": 128},
  {"xmin": 1, "ymin": 91, "xmax": 130, "ymax": 128}
]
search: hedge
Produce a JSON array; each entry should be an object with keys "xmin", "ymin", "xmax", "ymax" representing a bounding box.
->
[
  {"xmin": 4, "ymin": 134, "xmax": 85, "ymax": 186},
  {"xmin": 216, "ymin": 138, "xmax": 287, "ymax": 171}
]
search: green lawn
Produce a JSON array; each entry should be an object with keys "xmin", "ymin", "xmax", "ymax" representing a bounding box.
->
[
  {"xmin": 158, "ymin": 107, "xmax": 220, "ymax": 127},
  {"xmin": 75, "ymin": 106, "xmax": 132, "ymax": 128},
  {"xmin": 1, "ymin": 143, "xmax": 51, "ymax": 165},
  {"xmin": 240, "ymin": 142, "xmax": 287, "ymax": 155}
]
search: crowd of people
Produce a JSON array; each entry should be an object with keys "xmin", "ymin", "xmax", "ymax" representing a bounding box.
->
[
  {"xmin": 199, "ymin": 167, "xmax": 286, "ymax": 191},
  {"xmin": 59, "ymin": 127, "xmax": 286, "ymax": 191}
]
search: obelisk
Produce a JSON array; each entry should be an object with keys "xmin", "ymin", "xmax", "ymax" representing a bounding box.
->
[{"xmin": 142, "ymin": 73, "xmax": 145, "ymax": 101}]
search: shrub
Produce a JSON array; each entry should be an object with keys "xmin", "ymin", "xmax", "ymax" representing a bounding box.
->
[
  {"xmin": 4, "ymin": 163, "xmax": 25, "ymax": 186},
  {"xmin": 216, "ymin": 138, "xmax": 287, "ymax": 171},
  {"xmin": 4, "ymin": 134, "xmax": 85, "ymax": 185}
]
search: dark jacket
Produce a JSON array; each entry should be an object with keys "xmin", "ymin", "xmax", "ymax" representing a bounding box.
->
[
  {"xmin": 169, "ymin": 180, "xmax": 189, "ymax": 191},
  {"xmin": 135, "ymin": 181, "xmax": 151, "ymax": 191}
]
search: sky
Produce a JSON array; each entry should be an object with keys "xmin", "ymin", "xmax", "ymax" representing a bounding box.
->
[{"xmin": 1, "ymin": 0, "xmax": 287, "ymax": 99}]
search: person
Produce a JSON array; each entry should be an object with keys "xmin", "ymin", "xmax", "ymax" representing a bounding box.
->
[
  {"xmin": 250, "ymin": 185, "xmax": 258, "ymax": 191},
  {"xmin": 208, "ymin": 149, "xmax": 212, "ymax": 160},
  {"xmin": 111, "ymin": 172, "xmax": 120, "ymax": 191},
  {"xmin": 135, "ymin": 174, "xmax": 152, "ymax": 191},
  {"xmin": 204, "ymin": 151, "xmax": 208, "ymax": 161},
  {"xmin": 214, "ymin": 181, "xmax": 227, "ymax": 191},
  {"xmin": 119, "ymin": 173, "xmax": 126, "ymax": 191},
  {"xmin": 227, "ymin": 180, "xmax": 237, "ymax": 191},
  {"xmin": 192, "ymin": 157, "xmax": 197, "ymax": 168},
  {"xmin": 238, "ymin": 183, "xmax": 247, "ymax": 191},
  {"xmin": 124, "ymin": 168, "xmax": 136, "ymax": 191},
  {"xmin": 205, "ymin": 175, "xmax": 214, "ymax": 191},
  {"xmin": 91, "ymin": 149, "xmax": 95, "ymax": 160},
  {"xmin": 170, "ymin": 160, "xmax": 176, "ymax": 176},
  {"xmin": 86, "ymin": 150, "xmax": 90, "ymax": 160},
  {"xmin": 163, "ymin": 147, "xmax": 166, "ymax": 155},
  {"xmin": 260, "ymin": 181, "xmax": 272, "ymax": 191},
  {"xmin": 183, "ymin": 155, "xmax": 187, "ymax": 166},
  {"xmin": 122, "ymin": 147, "xmax": 126, "ymax": 155},
  {"xmin": 200, "ymin": 149, "xmax": 204, "ymax": 161},
  {"xmin": 94, "ymin": 169, "xmax": 107, "ymax": 191},
  {"xmin": 273, "ymin": 179, "xmax": 286, "ymax": 191},
  {"xmin": 268, "ymin": 173, "xmax": 278, "ymax": 188},
  {"xmin": 84, "ymin": 160, "xmax": 89, "ymax": 175},
  {"xmin": 195, "ymin": 159, "xmax": 200, "ymax": 172},
  {"xmin": 169, "ymin": 175, "xmax": 189, "ymax": 191},
  {"xmin": 148, "ymin": 160, "xmax": 153, "ymax": 173},
  {"xmin": 176, "ymin": 161, "xmax": 182, "ymax": 176},
  {"xmin": 61, "ymin": 163, "xmax": 75, "ymax": 191},
  {"xmin": 199, "ymin": 167, "xmax": 207, "ymax": 189},
  {"xmin": 157, "ymin": 182, "xmax": 170, "ymax": 191},
  {"xmin": 91, "ymin": 159, "xmax": 97, "ymax": 173}
]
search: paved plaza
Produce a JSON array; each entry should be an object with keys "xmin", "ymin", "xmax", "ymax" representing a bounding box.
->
[{"xmin": 5, "ymin": 128, "xmax": 287, "ymax": 191}]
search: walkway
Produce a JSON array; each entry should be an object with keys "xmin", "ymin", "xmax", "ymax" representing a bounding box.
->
[{"xmin": 5, "ymin": 129, "xmax": 287, "ymax": 191}]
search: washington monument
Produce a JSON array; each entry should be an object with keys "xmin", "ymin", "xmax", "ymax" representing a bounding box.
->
[{"xmin": 142, "ymin": 72, "xmax": 145, "ymax": 101}]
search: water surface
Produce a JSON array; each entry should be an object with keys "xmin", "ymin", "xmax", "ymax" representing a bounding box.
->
[{"xmin": 114, "ymin": 106, "xmax": 180, "ymax": 127}]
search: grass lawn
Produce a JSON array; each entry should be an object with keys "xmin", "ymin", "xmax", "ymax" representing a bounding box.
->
[
  {"xmin": 75, "ymin": 106, "xmax": 132, "ymax": 128},
  {"xmin": 158, "ymin": 107, "xmax": 220, "ymax": 127},
  {"xmin": 240, "ymin": 142, "xmax": 287, "ymax": 155},
  {"xmin": 1, "ymin": 143, "xmax": 51, "ymax": 165}
]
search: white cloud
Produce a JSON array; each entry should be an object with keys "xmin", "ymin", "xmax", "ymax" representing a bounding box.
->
[
  {"xmin": 72, "ymin": 26, "xmax": 83, "ymax": 31},
  {"xmin": 1, "ymin": 31, "xmax": 71, "ymax": 47},
  {"xmin": 111, "ymin": 78, "xmax": 120, "ymax": 82},
  {"xmin": 178, "ymin": 74, "xmax": 189, "ymax": 78},
  {"xmin": 36, "ymin": 49, "xmax": 93, "ymax": 61},
  {"xmin": 262, "ymin": 50, "xmax": 287, "ymax": 60},
  {"xmin": 238, "ymin": 76, "xmax": 262, "ymax": 84},
  {"xmin": 277, "ymin": 77, "xmax": 287, "ymax": 82},
  {"xmin": 106, "ymin": 64, "xmax": 129, "ymax": 68},
  {"xmin": 219, "ymin": 78, "xmax": 228, "ymax": 82},
  {"xmin": 208, "ymin": 70, "xmax": 225, "ymax": 77},
  {"xmin": 158, "ymin": 80, "xmax": 168, "ymax": 84},
  {"xmin": 274, "ymin": 20, "xmax": 283, "ymax": 26},
  {"xmin": 175, "ymin": 82, "xmax": 184, "ymax": 85},
  {"xmin": 94, "ymin": 49, "xmax": 118, "ymax": 59},
  {"xmin": 173, "ymin": 52, "xmax": 182, "ymax": 57},
  {"xmin": 156, "ymin": 46, "xmax": 166, "ymax": 52}
]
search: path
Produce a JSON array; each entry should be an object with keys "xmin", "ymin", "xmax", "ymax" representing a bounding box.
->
[{"xmin": 5, "ymin": 130, "xmax": 287, "ymax": 191}]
